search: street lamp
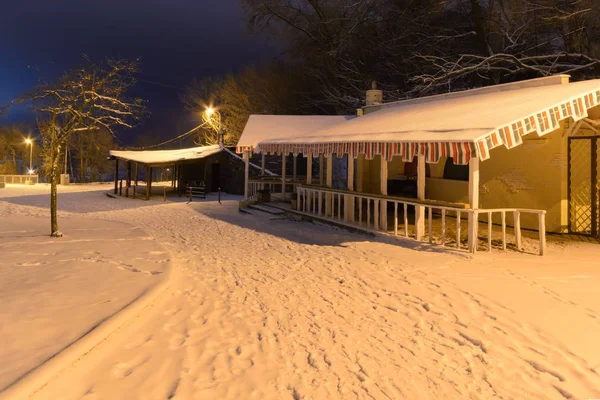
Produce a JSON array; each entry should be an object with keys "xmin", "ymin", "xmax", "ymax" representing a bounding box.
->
[
  {"xmin": 204, "ymin": 107, "xmax": 224, "ymax": 146},
  {"xmin": 25, "ymin": 138, "xmax": 33, "ymax": 174}
]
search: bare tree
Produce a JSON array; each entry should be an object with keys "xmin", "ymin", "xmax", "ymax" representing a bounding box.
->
[
  {"xmin": 17, "ymin": 58, "xmax": 145, "ymax": 237},
  {"xmin": 411, "ymin": 0, "xmax": 600, "ymax": 93},
  {"xmin": 181, "ymin": 63, "xmax": 303, "ymax": 145}
]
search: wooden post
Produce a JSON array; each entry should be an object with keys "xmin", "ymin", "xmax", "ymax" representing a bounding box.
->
[
  {"xmin": 319, "ymin": 154, "xmax": 324, "ymax": 186},
  {"xmin": 113, "ymin": 158, "xmax": 119, "ymax": 194},
  {"xmin": 441, "ymin": 210, "xmax": 446, "ymax": 245},
  {"xmin": 243, "ymin": 151, "xmax": 250, "ymax": 200},
  {"xmin": 292, "ymin": 154, "xmax": 297, "ymax": 181},
  {"xmin": 326, "ymin": 155, "xmax": 333, "ymax": 216},
  {"xmin": 514, "ymin": 211, "xmax": 522, "ymax": 250},
  {"xmin": 126, "ymin": 161, "xmax": 131, "ymax": 188},
  {"xmin": 347, "ymin": 155, "xmax": 354, "ymax": 222},
  {"xmin": 119, "ymin": 179, "xmax": 123, "ymax": 196},
  {"xmin": 146, "ymin": 165, "xmax": 152, "ymax": 200},
  {"xmin": 488, "ymin": 212, "xmax": 493, "ymax": 252},
  {"xmin": 306, "ymin": 154, "xmax": 313, "ymax": 184},
  {"xmin": 134, "ymin": 162, "xmax": 139, "ymax": 186},
  {"xmin": 415, "ymin": 154, "xmax": 426, "ymax": 240},
  {"xmin": 133, "ymin": 185, "xmax": 136, "ymax": 199},
  {"xmin": 538, "ymin": 212, "xmax": 546, "ymax": 256},
  {"xmin": 281, "ymin": 153, "xmax": 287, "ymax": 200},
  {"xmin": 467, "ymin": 156, "xmax": 480, "ymax": 252},
  {"xmin": 380, "ymin": 155, "xmax": 388, "ymax": 231},
  {"xmin": 163, "ymin": 187, "xmax": 167, "ymax": 202},
  {"xmin": 501, "ymin": 211, "xmax": 507, "ymax": 250},
  {"xmin": 261, "ymin": 153, "xmax": 266, "ymax": 176}
]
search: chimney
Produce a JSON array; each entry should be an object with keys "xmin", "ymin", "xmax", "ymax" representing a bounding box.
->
[
  {"xmin": 365, "ymin": 80, "xmax": 383, "ymax": 106},
  {"xmin": 219, "ymin": 129, "xmax": 225, "ymax": 148}
]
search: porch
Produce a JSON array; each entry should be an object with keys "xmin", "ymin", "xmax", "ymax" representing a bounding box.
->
[{"xmin": 244, "ymin": 154, "xmax": 546, "ymax": 255}]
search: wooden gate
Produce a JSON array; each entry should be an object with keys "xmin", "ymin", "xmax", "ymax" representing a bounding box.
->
[{"xmin": 568, "ymin": 137, "xmax": 600, "ymax": 236}]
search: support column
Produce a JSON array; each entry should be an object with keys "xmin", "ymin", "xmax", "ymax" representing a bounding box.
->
[
  {"xmin": 380, "ymin": 155, "xmax": 388, "ymax": 231},
  {"xmin": 319, "ymin": 154, "xmax": 324, "ymax": 186},
  {"xmin": 261, "ymin": 153, "xmax": 266, "ymax": 176},
  {"xmin": 281, "ymin": 153, "xmax": 287, "ymax": 200},
  {"xmin": 415, "ymin": 155, "xmax": 426, "ymax": 240},
  {"xmin": 243, "ymin": 151, "xmax": 250, "ymax": 200},
  {"xmin": 292, "ymin": 154, "xmax": 297, "ymax": 181},
  {"xmin": 113, "ymin": 158, "xmax": 119, "ymax": 194},
  {"xmin": 346, "ymin": 156, "xmax": 355, "ymax": 222},
  {"xmin": 126, "ymin": 161, "xmax": 132, "ymax": 188},
  {"xmin": 134, "ymin": 162, "xmax": 139, "ymax": 186},
  {"xmin": 306, "ymin": 154, "xmax": 313, "ymax": 184},
  {"xmin": 467, "ymin": 156, "xmax": 480, "ymax": 252},
  {"xmin": 326, "ymin": 155, "xmax": 333, "ymax": 216},
  {"xmin": 146, "ymin": 165, "xmax": 152, "ymax": 200}
]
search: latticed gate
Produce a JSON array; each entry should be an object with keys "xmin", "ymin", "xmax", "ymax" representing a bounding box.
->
[{"xmin": 568, "ymin": 137, "xmax": 599, "ymax": 236}]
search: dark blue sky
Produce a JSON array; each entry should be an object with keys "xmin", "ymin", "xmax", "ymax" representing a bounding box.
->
[{"xmin": 0, "ymin": 0, "xmax": 278, "ymax": 144}]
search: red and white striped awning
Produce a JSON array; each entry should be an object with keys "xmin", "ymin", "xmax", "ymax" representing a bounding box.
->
[{"xmin": 251, "ymin": 77, "xmax": 600, "ymax": 165}]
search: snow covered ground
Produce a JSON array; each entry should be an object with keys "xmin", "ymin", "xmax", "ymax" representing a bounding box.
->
[{"xmin": 1, "ymin": 184, "xmax": 600, "ymax": 399}]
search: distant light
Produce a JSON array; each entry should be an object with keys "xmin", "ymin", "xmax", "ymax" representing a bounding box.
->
[
  {"xmin": 28, "ymin": 169, "xmax": 34, "ymax": 174},
  {"xmin": 25, "ymin": 138, "xmax": 32, "ymax": 144},
  {"xmin": 205, "ymin": 107, "xmax": 215, "ymax": 116},
  {"xmin": 166, "ymin": 168, "xmax": 170, "ymax": 171}
]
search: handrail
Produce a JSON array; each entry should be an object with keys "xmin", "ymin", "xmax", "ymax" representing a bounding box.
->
[
  {"xmin": 298, "ymin": 184, "xmax": 469, "ymax": 210},
  {"xmin": 295, "ymin": 185, "xmax": 546, "ymax": 256}
]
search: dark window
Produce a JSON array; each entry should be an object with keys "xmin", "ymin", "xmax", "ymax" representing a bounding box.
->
[{"xmin": 443, "ymin": 158, "xmax": 469, "ymax": 181}]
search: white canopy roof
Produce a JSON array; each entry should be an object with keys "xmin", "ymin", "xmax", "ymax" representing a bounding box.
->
[
  {"xmin": 110, "ymin": 145, "xmax": 222, "ymax": 165},
  {"xmin": 256, "ymin": 76, "xmax": 600, "ymax": 164},
  {"xmin": 236, "ymin": 115, "xmax": 355, "ymax": 151},
  {"xmin": 264, "ymin": 78, "xmax": 600, "ymax": 145}
]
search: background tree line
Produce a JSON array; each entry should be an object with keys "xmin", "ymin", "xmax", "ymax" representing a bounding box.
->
[
  {"xmin": 0, "ymin": 123, "xmax": 116, "ymax": 183},
  {"xmin": 183, "ymin": 0, "xmax": 600, "ymax": 146}
]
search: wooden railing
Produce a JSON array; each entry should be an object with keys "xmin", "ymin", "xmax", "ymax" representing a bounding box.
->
[
  {"xmin": 0, "ymin": 174, "xmax": 39, "ymax": 184},
  {"xmin": 296, "ymin": 185, "xmax": 547, "ymax": 255}
]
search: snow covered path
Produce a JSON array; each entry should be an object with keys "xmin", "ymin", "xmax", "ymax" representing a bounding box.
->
[{"xmin": 2, "ymin": 185, "xmax": 600, "ymax": 399}]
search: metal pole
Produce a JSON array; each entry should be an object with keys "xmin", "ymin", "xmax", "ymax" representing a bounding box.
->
[
  {"xmin": 218, "ymin": 187, "xmax": 221, "ymax": 204},
  {"xmin": 30, "ymin": 142, "xmax": 33, "ymax": 172}
]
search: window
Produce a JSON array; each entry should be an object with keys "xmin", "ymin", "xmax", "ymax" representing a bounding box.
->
[{"xmin": 443, "ymin": 158, "xmax": 469, "ymax": 181}]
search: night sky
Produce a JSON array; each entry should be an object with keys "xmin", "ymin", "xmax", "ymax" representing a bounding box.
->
[{"xmin": 1, "ymin": 0, "xmax": 278, "ymax": 144}]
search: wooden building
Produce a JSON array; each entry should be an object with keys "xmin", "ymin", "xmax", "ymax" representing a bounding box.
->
[{"xmin": 109, "ymin": 145, "xmax": 265, "ymax": 199}]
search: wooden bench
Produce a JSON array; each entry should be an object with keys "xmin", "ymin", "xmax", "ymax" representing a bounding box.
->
[{"xmin": 187, "ymin": 185, "xmax": 206, "ymax": 200}]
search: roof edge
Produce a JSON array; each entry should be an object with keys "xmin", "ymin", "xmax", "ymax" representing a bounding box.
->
[{"xmin": 365, "ymin": 75, "xmax": 572, "ymax": 112}]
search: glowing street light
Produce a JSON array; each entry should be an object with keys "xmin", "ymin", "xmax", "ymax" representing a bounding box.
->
[
  {"xmin": 204, "ymin": 107, "xmax": 224, "ymax": 146},
  {"xmin": 25, "ymin": 138, "xmax": 33, "ymax": 174}
]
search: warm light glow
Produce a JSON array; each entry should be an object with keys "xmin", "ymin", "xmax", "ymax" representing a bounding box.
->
[
  {"xmin": 25, "ymin": 138, "xmax": 32, "ymax": 144},
  {"xmin": 205, "ymin": 107, "xmax": 215, "ymax": 116},
  {"xmin": 28, "ymin": 169, "xmax": 34, "ymax": 175}
]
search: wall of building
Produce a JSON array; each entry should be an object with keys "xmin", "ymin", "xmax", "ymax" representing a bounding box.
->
[{"xmin": 479, "ymin": 124, "xmax": 568, "ymax": 232}]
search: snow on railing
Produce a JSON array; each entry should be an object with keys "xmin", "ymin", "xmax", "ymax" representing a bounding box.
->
[{"xmin": 296, "ymin": 185, "xmax": 546, "ymax": 256}]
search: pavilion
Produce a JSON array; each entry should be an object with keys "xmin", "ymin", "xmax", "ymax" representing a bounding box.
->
[{"xmin": 236, "ymin": 75, "xmax": 600, "ymax": 255}]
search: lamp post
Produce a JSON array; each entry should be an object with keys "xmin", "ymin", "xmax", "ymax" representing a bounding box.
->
[
  {"xmin": 205, "ymin": 107, "xmax": 224, "ymax": 146},
  {"xmin": 25, "ymin": 138, "xmax": 33, "ymax": 174}
]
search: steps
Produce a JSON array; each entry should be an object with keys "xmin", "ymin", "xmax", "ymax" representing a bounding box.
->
[{"xmin": 247, "ymin": 203, "xmax": 286, "ymax": 216}]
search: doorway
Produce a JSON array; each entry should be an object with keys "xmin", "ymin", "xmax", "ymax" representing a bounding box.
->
[
  {"xmin": 568, "ymin": 137, "xmax": 600, "ymax": 236},
  {"xmin": 210, "ymin": 162, "xmax": 221, "ymax": 192}
]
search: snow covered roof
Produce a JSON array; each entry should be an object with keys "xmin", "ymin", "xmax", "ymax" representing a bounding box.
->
[
  {"xmin": 256, "ymin": 76, "xmax": 600, "ymax": 164},
  {"xmin": 236, "ymin": 115, "xmax": 355, "ymax": 152},
  {"xmin": 110, "ymin": 145, "xmax": 222, "ymax": 165}
]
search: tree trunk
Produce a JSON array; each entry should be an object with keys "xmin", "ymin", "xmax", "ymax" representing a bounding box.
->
[{"xmin": 50, "ymin": 146, "xmax": 63, "ymax": 237}]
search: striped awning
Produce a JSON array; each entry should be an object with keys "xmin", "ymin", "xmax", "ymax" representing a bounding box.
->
[{"xmin": 252, "ymin": 78, "xmax": 600, "ymax": 165}]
